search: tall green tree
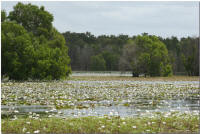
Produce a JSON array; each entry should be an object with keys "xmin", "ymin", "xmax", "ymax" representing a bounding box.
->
[
  {"xmin": 2, "ymin": 3, "xmax": 71, "ymax": 80},
  {"xmin": 135, "ymin": 35, "xmax": 172, "ymax": 76},
  {"xmin": 2, "ymin": 22, "xmax": 34, "ymax": 80},
  {"xmin": 120, "ymin": 34, "xmax": 172, "ymax": 77},
  {"xmin": 8, "ymin": 2, "xmax": 53, "ymax": 38}
]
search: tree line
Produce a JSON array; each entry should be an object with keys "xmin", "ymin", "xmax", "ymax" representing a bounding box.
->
[
  {"xmin": 2, "ymin": 3, "xmax": 199, "ymax": 80},
  {"xmin": 63, "ymin": 32, "xmax": 199, "ymax": 76}
]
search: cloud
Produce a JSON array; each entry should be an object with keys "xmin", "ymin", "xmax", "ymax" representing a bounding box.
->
[{"xmin": 1, "ymin": 1, "xmax": 198, "ymax": 38}]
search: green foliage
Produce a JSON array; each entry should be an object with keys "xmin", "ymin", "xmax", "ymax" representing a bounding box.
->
[
  {"xmin": 63, "ymin": 31, "xmax": 198, "ymax": 76},
  {"xmin": 8, "ymin": 2, "xmax": 53, "ymax": 38},
  {"xmin": 90, "ymin": 54, "xmax": 106, "ymax": 71},
  {"xmin": 102, "ymin": 51, "xmax": 119, "ymax": 71},
  {"xmin": 2, "ymin": 3, "xmax": 71, "ymax": 80},
  {"xmin": 2, "ymin": 113, "xmax": 199, "ymax": 134},
  {"xmin": 122, "ymin": 34, "xmax": 172, "ymax": 77},
  {"xmin": 2, "ymin": 22, "xmax": 34, "ymax": 80},
  {"xmin": 180, "ymin": 37, "xmax": 199, "ymax": 76},
  {"xmin": 1, "ymin": 10, "xmax": 7, "ymax": 22},
  {"xmin": 161, "ymin": 64, "xmax": 173, "ymax": 77},
  {"xmin": 62, "ymin": 32, "xmax": 127, "ymax": 71}
]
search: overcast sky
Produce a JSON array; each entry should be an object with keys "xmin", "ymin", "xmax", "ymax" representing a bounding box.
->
[{"xmin": 1, "ymin": 1, "xmax": 199, "ymax": 38}]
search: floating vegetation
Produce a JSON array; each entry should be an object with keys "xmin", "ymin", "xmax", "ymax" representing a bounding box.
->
[
  {"xmin": 1, "ymin": 76, "xmax": 199, "ymax": 133},
  {"xmin": 2, "ymin": 78, "xmax": 199, "ymax": 109}
]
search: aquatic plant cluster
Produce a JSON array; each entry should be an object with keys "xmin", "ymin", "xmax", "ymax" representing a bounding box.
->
[
  {"xmin": 2, "ymin": 80, "xmax": 199, "ymax": 108},
  {"xmin": 1, "ymin": 77, "xmax": 199, "ymax": 133}
]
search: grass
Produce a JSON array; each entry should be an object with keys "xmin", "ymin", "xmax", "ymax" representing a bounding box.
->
[{"xmin": 2, "ymin": 112, "xmax": 199, "ymax": 134}]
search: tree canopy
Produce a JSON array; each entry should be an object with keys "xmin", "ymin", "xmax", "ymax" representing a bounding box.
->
[
  {"xmin": 2, "ymin": 3, "xmax": 71, "ymax": 80},
  {"xmin": 120, "ymin": 35, "xmax": 172, "ymax": 77},
  {"xmin": 63, "ymin": 31, "xmax": 198, "ymax": 76}
]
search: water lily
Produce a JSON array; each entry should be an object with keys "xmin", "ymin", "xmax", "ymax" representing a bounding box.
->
[
  {"xmin": 34, "ymin": 130, "xmax": 40, "ymax": 133},
  {"xmin": 132, "ymin": 126, "xmax": 137, "ymax": 128},
  {"xmin": 101, "ymin": 125, "xmax": 105, "ymax": 128},
  {"xmin": 22, "ymin": 127, "xmax": 26, "ymax": 132}
]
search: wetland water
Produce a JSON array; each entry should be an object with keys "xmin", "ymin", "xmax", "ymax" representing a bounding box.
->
[
  {"xmin": 1, "ymin": 79, "xmax": 199, "ymax": 118},
  {"xmin": 71, "ymin": 71, "xmax": 132, "ymax": 76},
  {"xmin": 2, "ymin": 99, "xmax": 199, "ymax": 117}
]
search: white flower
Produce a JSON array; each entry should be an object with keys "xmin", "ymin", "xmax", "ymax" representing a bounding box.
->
[
  {"xmin": 122, "ymin": 122, "xmax": 126, "ymax": 125},
  {"xmin": 101, "ymin": 125, "xmax": 105, "ymax": 128},
  {"xmin": 34, "ymin": 130, "xmax": 40, "ymax": 133},
  {"xmin": 22, "ymin": 127, "xmax": 26, "ymax": 132},
  {"xmin": 132, "ymin": 126, "xmax": 137, "ymax": 129},
  {"xmin": 14, "ymin": 110, "xmax": 19, "ymax": 113},
  {"xmin": 163, "ymin": 122, "xmax": 166, "ymax": 125},
  {"xmin": 26, "ymin": 122, "xmax": 30, "ymax": 124}
]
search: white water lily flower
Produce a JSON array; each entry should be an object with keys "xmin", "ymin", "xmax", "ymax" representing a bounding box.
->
[
  {"xmin": 14, "ymin": 110, "xmax": 19, "ymax": 113},
  {"xmin": 101, "ymin": 125, "xmax": 105, "ymax": 128},
  {"xmin": 34, "ymin": 130, "xmax": 40, "ymax": 133},
  {"xmin": 22, "ymin": 127, "xmax": 26, "ymax": 132},
  {"xmin": 132, "ymin": 126, "xmax": 137, "ymax": 129},
  {"xmin": 109, "ymin": 112, "xmax": 113, "ymax": 116}
]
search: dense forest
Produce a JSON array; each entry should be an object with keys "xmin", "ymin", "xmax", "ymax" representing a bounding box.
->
[
  {"xmin": 1, "ymin": 3, "xmax": 199, "ymax": 80},
  {"xmin": 63, "ymin": 32, "xmax": 199, "ymax": 76}
]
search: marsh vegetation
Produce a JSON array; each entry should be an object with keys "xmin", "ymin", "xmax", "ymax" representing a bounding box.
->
[
  {"xmin": 2, "ymin": 76, "xmax": 199, "ymax": 133},
  {"xmin": 1, "ymin": 2, "xmax": 199, "ymax": 134}
]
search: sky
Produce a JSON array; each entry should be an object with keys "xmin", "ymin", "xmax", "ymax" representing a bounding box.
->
[{"xmin": 1, "ymin": 1, "xmax": 199, "ymax": 38}]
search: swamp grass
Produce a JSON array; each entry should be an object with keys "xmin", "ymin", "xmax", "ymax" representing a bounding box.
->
[{"xmin": 2, "ymin": 112, "xmax": 199, "ymax": 134}]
